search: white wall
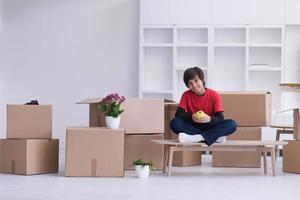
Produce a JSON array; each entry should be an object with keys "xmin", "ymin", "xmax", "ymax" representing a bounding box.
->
[
  {"xmin": 0, "ymin": 0, "xmax": 2, "ymax": 31},
  {"xmin": 0, "ymin": 0, "xmax": 139, "ymax": 145}
]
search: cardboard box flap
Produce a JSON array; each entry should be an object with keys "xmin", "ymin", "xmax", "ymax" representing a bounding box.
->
[
  {"xmin": 77, "ymin": 97, "xmax": 177, "ymax": 105},
  {"xmin": 279, "ymin": 107, "xmax": 300, "ymax": 113},
  {"xmin": 218, "ymin": 91, "xmax": 271, "ymax": 95},
  {"xmin": 76, "ymin": 98, "xmax": 103, "ymax": 104}
]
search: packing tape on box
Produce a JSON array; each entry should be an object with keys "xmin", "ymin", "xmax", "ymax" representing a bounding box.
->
[
  {"xmin": 91, "ymin": 158, "xmax": 97, "ymax": 177},
  {"xmin": 11, "ymin": 160, "xmax": 16, "ymax": 174}
]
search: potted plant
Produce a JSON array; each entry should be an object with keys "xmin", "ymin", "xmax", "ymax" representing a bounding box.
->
[
  {"xmin": 132, "ymin": 158, "xmax": 155, "ymax": 178},
  {"xmin": 98, "ymin": 93, "xmax": 126, "ymax": 129}
]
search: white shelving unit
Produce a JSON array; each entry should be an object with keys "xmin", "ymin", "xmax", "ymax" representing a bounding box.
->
[{"xmin": 139, "ymin": 24, "xmax": 285, "ymax": 113}]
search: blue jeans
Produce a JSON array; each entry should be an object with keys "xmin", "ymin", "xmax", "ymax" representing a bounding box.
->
[{"xmin": 170, "ymin": 117, "xmax": 237, "ymax": 146}]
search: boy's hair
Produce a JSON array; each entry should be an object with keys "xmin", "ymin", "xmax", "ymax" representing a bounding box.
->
[{"xmin": 183, "ymin": 67, "xmax": 205, "ymax": 87}]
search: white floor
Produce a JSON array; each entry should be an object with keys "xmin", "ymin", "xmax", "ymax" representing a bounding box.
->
[{"xmin": 1, "ymin": 151, "xmax": 300, "ymax": 200}]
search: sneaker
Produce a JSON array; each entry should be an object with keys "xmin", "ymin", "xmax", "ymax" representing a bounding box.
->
[
  {"xmin": 216, "ymin": 136, "xmax": 226, "ymax": 143},
  {"xmin": 178, "ymin": 132, "xmax": 204, "ymax": 143}
]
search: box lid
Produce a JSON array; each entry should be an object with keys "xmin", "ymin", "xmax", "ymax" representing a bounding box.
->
[
  {"xmin": 77, "ymin": 97, "xmax": 176, "ymax": 104},
  {"xmin": 76, "ymin": 98, "xmax": 103, "ymax": 104},
  {"xmin": 218, "ymin": 91, "xmax": 271, "ymax": 95}
]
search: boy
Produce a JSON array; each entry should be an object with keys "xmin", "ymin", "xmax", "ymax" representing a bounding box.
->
[{"xmin": 170, "ymin": 67, "xmax": 237, "ymax": 146}]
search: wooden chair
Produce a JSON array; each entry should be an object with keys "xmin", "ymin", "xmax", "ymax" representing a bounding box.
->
[{"xmin": 270, "ymin": 125, "xmax": 293, "ymax": 159}]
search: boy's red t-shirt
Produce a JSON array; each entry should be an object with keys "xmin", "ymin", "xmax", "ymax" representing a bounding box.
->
[{"xmin": 178, "ymin": 88, "xmax": 224, "ymax": 116}]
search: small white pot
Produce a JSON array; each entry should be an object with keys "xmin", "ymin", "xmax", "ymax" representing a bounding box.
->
[
  {"xmin": 105, "ymin": 116, "xmax": 120, "ymax": 129},
  {"xmin": 135, "ymin": 165, "xmax": 150, "ymax": 178}
]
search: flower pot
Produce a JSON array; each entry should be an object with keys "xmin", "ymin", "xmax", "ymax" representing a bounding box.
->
[
  {"xmin": 105, "ymin": 116, "xmax": 120, "ymax": 129},
  {"xmin": 134, "ymin": 165, "xmax": 150, "ymax": 178}
]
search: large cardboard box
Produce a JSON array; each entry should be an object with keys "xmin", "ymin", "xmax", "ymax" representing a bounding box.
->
[
  {"xmin": 77, "ymin": 98, "xmax": 164, "ymax": 134},
  {"xmin": 293, "ymin": 108, "xmax": 300, "ymax": 140},
  {"xmin": 219, "ymin": 92, "xmax": 271, "ymax": 127},
  {"xmin": 7, "ymin": 105, "xmax": 52, "ymax": 139},
  {"xmin": 0, "ymin": 139, "xmax": 59, "ymax": 175},
  {"xmin": 212, "ymin": 127, "xmax": 262, "ymax": 168},
  {"xmin": 124, "ymin": 134, "xmax": 164, "ymax": 170},
  {"xmin": 65, "ymin": 127, "xmax": 124, "ymax": 177},
  {"xmin": 165, "ymin": 103, "xmax": 202, "ymax": 166},
  {"xmin": 283, "ymin": 140, "xmax": 300, "ymax": 173}
]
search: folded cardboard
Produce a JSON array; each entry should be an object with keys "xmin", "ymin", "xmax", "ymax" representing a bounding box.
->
[
  {"xmin": 293, "ymin": 108, "xmax": 300, "ymax": 140},
  {"xmin": 212, "ymin": 127, "xmax": 262, "ymax": 168},
  {"xmin": 7, "ymin": 105, "xmax": 52, "ymax": 139},
  {"xmin": 164, "ymin": 103, "xmax": 178, "ymax": 140},
  {"xmin": 0, "ymin": 139, "xmax": 59, "ymax": 175},
  {"xmin": 65, "ymin": 127, "xmax": 124, "ymax": 177},
  {"xmin": 283, "ymin": 140, "xmax": 300, "ymax": 173},
  {"xmin": 219, "ymin": 91, "xmax": 271, "ymax": 127},
  {"xmin": 77, "ymin": 98, "xmax": 164, "ymax": 134},
  {"xmin": 124, "ymin": 134, "xmax": 164, "ymax": 170}
]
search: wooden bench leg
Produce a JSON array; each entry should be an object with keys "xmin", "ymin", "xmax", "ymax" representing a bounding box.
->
[
  {"xmin": 263, "ymin": 151, "xmax": 267, "ymax": 174},
  {"xmin": 167, "ymin": 146, "xmax": 174, "ymax": 176},
  {"xmin": 275, "ymin": 130, "xmax": 281, "ymax": 161},
  {"xmin": 163, "ymin": 145, "xmax": 170, "ymax": 174},
  {"xmin": 270, "ymin": 147, "xmax": 276, "ymax": 177}
]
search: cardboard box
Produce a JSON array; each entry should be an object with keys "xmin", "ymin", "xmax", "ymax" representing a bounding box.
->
[
  {"xmin": 293, "ymin": 108, "xmax": 300, "ymax": 140},
  {"xmin": 7, "ymin": 105, "xmax": 52, "ymax": 139},
  {"xmin": 0, "ymin": 139, "xmax": 59, "ymax": 175},
  {"xmin": 124, "ymin": 134, "xmax": 164, "ymax": 170},
  {"xmin": 170, "ymin": 132, "xmax": 202, "ymax": 166},
  {"xmin": 164, "ymin": 103, "xmax": 202, "ymax": 166},
  {"xmin": 77, "ymin": 98, "xmax": 164, "ymax": 134},
  {"xmin": 212, "ymin": 127, "xmax": 262, "ymax": 168},
  {"xmin": 65, "ymin": 127, "xmax": 124, "ymax": 177},
  {"xmin": 219, "ymin": 92, "xmax": 271, "ymax": 127},
  {"xmin": 283, "ymin": 140, "xmax": 300, "ymax": 173}
]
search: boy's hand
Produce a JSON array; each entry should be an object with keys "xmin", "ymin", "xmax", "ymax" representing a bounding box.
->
[{"xmin": 192, "ymin": 111, "xmax": 211, "ymax": 123}]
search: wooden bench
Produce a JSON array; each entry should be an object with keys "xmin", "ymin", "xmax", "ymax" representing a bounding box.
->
[{"xmin": 152, "ymin": 140, "xmax": 288, "ymax": 177}]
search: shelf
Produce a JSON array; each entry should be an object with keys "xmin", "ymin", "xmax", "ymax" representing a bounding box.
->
[
  {"xmin": 214, "ymin": 47, "xmax": 246, "ymax": 91},
  {"xmin": 214, "ymin": 44, "xmax": 246, "ymax": 47},
  {"xmin": 176, "ymin": 66, "xmax": 208, "ymax": 71},
  {"xmin": 143, "ymin": 28, "xmax": 173, "ymax": 43},
  {"xmin": 177, "ymin": 28, "xmax": 208, "ymax": 44},
  {"xmin": 143, "ymin": 44, "xmax": 173, "ymax": 47},
  {"xmin": 143, "ymin": 47, "xmax": 173, "ymax": 91},
  {"xmin": 214, "ymin": 28, "xmax": 246, "ymax": 44},
  {"xmin": 176, "ymin": 43, "xmax": 208, "ymax": 47},
  {"xmin": 177, "ymin": 47, "xmax": 208, "ymax": 68},
  {"xmin": 248, "ymin": 66, "xmax": 282, "ymax": 71},
  {"xmin": 249, "ymin": 27, "xmax": 282, "ymax": 44},
  {"xmin": 249, "ymin": 47, "xmax": 281, "ymax": 67},
  {"xmin": 249, "ymin": 44, "xmax": 282, "ymax": 47}
]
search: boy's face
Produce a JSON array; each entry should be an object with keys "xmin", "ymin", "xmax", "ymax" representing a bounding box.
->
[{"xmin": 187, "ymin": 75, "xmax": 205, "ymax": 95}]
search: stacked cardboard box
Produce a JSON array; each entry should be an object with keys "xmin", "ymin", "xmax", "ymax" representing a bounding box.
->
[
  {"xmin": 164, "ymin": 103, "xmax": 202, "ymax": 166},
  {"xmin": 65, "ymin": 127, "xmax": 125, "ymax": 177},
  {"xmin": 283, "ymin": 108, "xmax": 300, "ymax": 173},
  {"xmin": 212, "ymin": 92, "xmax": 271, "ymax": 168},
  {"xmin": 0, "ymin": 105, "xmax": 59, "ymax": 175},
  {"xmin": 72, "ymin": 98, "xmax": 165, "ymax": 175}
]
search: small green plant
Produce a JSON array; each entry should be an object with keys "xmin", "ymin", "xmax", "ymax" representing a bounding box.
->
[{"xmin": 132, "ymin": 158, "xmax": 155, "ymax": 171}]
